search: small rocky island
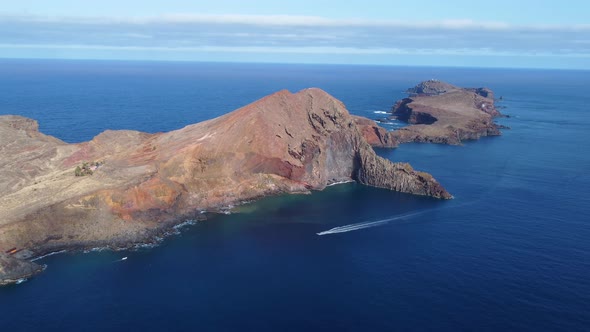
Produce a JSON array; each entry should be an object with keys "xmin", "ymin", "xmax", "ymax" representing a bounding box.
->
[
  {"xmin": 0, "ymin": 88, "xmax": 451, "ymax": 285},
  {"xmin": 389, "ymin": 80, "xmax": 505, "ymax": 144}
]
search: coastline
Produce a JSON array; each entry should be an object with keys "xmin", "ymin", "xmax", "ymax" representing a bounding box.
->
[
  {"xmin": 1, "ymin": 218, "xmax": 203, "ymax": 286},
  {"xmin": 1, "ymin": 87, "xmax": 453, "ymax": 286},
  {"xmin": 0, "ymin": 194, "xmax": 307, "ymax": 285}
]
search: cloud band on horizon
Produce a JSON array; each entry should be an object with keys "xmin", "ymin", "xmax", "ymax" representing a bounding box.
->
[{"xmin": 1, "ymin": 13, "xmax": 589, "ymax": 67}]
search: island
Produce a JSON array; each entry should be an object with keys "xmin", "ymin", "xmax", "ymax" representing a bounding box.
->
[
  {"xmin": 0, "ymin": 88, "xmax": 451, "ymax": 285},
  {"xmin": 389, "ymin": 80, "xmax": 505, "ymax": 145}
]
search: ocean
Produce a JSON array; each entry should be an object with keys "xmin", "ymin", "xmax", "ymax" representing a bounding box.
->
[{"xmin": 1, "ymin": 59, "xmax": 589, "ymax": 331}]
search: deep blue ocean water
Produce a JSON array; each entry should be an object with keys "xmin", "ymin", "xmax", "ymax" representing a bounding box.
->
[{"xmin": 1, "ymin": 59, "xmax": 589, "ymax": 331}]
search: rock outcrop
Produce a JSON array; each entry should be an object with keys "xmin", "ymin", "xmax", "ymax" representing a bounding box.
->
[
  {"xmin": 0, "ymin": 88, "xmax": 451, "ymax": 284},
  {"xmin": 352, "ymin": 116, "xmax": 398, "ymax": 148},
  {"xmin": 390, "ymin": 81, "xmax": 504, "ymax": 144},
  {"xmin": 0, "ymin": 253, "xmax": 44, "ymax": 285}
]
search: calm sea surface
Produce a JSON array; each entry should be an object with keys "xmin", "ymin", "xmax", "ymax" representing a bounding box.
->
[{"xmin": 1, "ymin": 60, "xmax": 589, "ymax": 331}]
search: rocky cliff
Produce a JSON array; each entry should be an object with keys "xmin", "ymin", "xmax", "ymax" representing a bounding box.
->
[
  {"xmin": 0, "ymin": 88, "xmax": 451, "ymax": 284},
  {"xmin": 391, "ymin": 81, "xmax": 504, "ymax": 144}
]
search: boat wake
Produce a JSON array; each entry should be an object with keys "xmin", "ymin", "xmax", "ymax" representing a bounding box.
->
[
  {"xmin": 317, "ymin": 220, "xmax": 389, "ymax": 235},
  {"xmin": 317, "ymin": 210, "xmax": 428, "ymax": 236}
]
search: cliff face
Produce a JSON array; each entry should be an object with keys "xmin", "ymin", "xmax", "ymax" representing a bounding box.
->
[
  {"xmin": 391, "ymin": 81, "xmax": 504, "ymax": 145},
  {"xmin": 355, "ymin": 148, "xmax": 449, "ymax": 198},
  {"xmin": 0, "ymin": 88, "xmax": 451, "ymax": 284}
]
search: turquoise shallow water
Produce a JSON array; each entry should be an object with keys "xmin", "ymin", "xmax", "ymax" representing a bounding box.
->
[{"xmin": 0, "ymin": 60, "xmax": 589, "ymax": 331}]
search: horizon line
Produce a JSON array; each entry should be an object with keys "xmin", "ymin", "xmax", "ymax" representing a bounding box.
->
[{"xmin": 0, "ymin": 56, "xmax": 588, "ymax": 72}]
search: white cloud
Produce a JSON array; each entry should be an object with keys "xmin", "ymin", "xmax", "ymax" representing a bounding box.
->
[
  {"xmin": 0, "ymin": 13, "xmax": 589, "ymax": 59},
  {"xmin": 4, "ymin": 13, "xmax": 590, "ymax": 31}
]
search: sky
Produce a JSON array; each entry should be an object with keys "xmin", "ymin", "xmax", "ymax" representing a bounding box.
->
[{"xmin": 1, "ymin": 0, "xmax": 589, "ymax": 69}]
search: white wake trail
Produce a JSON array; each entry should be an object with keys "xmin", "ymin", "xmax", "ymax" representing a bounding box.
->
[
  {"xmin": 316, "ymin": 210, "xmax": 429, "ymax": 236},
  {"xmin": 316, "ymin": 200, "xmax": 480, "ymax": 236},
  {"xmin": 317, "ymin": 220, "xmax": 389, "ymax": 235}
]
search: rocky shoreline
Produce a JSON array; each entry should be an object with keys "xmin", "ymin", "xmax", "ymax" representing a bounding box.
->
[
  {"xmin": 0, "ymin": 210, "xmax": 214, "ymax": 285},
  {"xmin": 0, "ymin": 219, "xmax": 196, "ymax": 284},
  {"xmin": 0, "ymin": 254, "xmax": 45, "ymax": 286},
  {"xmin": 1, "ymin": 88, "xmax": 453, "ymax": 285}
]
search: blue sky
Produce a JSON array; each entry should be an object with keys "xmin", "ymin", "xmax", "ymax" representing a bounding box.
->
[{"xmin": 2, "ymin": 0, "xmax": 589, "ymax": 69}]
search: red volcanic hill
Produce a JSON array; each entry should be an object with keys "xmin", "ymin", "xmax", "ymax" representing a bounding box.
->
[{"xmin": 0, "ymin": 88, "xmax": 450, "ymax": 284}]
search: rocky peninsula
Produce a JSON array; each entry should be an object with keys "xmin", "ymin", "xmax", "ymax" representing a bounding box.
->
[
  {"xmin": 0, "ymin": 88, "xmax": 451, "ymax": 285},
  {"xmin": 390, "ymin": 80, "xmax": 505, "ymax": 144}
]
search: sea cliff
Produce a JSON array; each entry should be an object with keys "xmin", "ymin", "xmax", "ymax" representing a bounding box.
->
[{"xmin": 0, "ymin": 88, "xmax": 450, "ymax": 284}]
